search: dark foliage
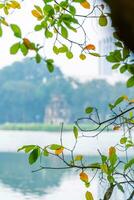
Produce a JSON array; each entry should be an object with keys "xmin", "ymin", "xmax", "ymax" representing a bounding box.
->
[{"xmin": 105, "ymin": 0, "xmax": 134, "ymax": 52}]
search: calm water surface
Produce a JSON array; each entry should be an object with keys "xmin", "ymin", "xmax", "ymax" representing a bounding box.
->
[{"xmin": 0, "ymin": 130, "xmax": 132, "ymax": 199}]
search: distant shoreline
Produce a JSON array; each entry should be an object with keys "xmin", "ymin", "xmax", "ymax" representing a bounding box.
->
[{"xmin": 0, "ymin": 123, "xmax": 94, "ymax": 132}]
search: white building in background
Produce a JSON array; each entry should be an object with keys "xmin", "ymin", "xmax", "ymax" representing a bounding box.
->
[
  {"xmin": 98, "ymin": 36, "xmax": 115, "ymax": 76},
  {"xmin": 44, "ymin": 95, "xmax": 70, "ymax": 124},
  {"xmin": 98, "ymin": 34, "xmax": 127, "ymax": 84}
]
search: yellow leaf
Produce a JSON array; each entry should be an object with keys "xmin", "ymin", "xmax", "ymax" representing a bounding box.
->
[
  {"xmin": 10, "ymin": 1, "xmax": 21, "ymax": 9},
  {"xmin": 80, "ymin": 1, "xmax": 90, "ymax": 9},
  {"xmin": 84, "ymin": 44, "xmax": 96, "ymax": 50},
  {"xmin": 80, "ymin": 172, "xmax": 89, "ymax": 183},
  {"xmin": 109, "ymin": 146, "xmax": 116, "ymax": 157},
  {"xmin": 55, "ymin": 147, "xmax": 64, "ymax": 155},
  {"xmin": 85, "ymin": 191, "xmax": 94, "ymax": 200},
  {"xmin": 113, "ymin": 126, "xmax": 120, "ymax": 131},
  {"xmin": 31, "ymin": 10, "xmax": 43, "ymax": 20},
  {"xmin": 79, "ymin": 54, "xmax": 86, "ymax": 60}
]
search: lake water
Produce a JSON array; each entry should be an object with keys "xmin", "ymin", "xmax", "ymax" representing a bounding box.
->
[{"xmin": 0, "ymin": 130, "xmax": 133, "ymax": 199}]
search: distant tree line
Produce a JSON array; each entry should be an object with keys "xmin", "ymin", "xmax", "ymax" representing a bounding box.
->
[{"xmin": 0, "ymin": 59, "xmax": 133, "ymax": 123}]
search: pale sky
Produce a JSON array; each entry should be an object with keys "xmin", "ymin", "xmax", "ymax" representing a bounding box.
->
[{"xmin": 0, "ymin": 0, "xmax": 116, "ymax": 82}]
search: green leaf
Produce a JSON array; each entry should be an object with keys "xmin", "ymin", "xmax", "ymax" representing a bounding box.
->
[
  {"xmin": 0, "ymin": 25, "xmax": 2, "ymax": 37},
  {"xmin": 17, "ymin": 145, "xmax": 36, "ymax": 152},
  {"xmin": 116, "ymin": 183, "xmax": 124, "ymax": 193},
  {"xmin": 69, "ymin": 5, "xmax": 76, "ymax": 15},
  {"xmin": 43, "ymin": 5, "xmax": 54, "ymax": 16},
  {"xmin": 113, "ymin": 96, "xmax": 125, "ymax": 108},
  {"xmin": 60, "ymin": 1, "xmax": 68, "ymax": 8},
  {"xmin": 120, "ymin": 137, "xmax": 127, "ymax": 144},
  {"xmin": 109, "ymin": 153, "xmax": 117, "ymax": 166},
  {"xmin": 50, "ymin": 144, "xmax": 62, "ymax": 150},
  {"xmin": 85, "ymin": 107, "xmax": 93, "ymax": 114},
  {"xmin": 43, "ymin": 149, "xmax": 49, "ymax": 156},
  {"xmin": 112, "ymin": 63, "xmax": 120, "ymax": 70},
  {"xmin": 53, "ymin": 45, "xmax": 59, "ymax": 54},
  {"xmin": 61, "ymin": 25, "xmax": 68, "ymax": 39},
  {"xmin": 113, "ymin": 32, "xmax": 120, "ymax": 40},
  {"xmin": 101, "ymin": 155, "xmax": 107, "ymax": 163},
  {"xmin": 25, "ymin": 145, "xmax": 36, "ymax": 153},
  {"xmin": 47, "ymin": 63, "xmax": 54, "ymax": 72},
  {"xmin": 35, "ymin": 53, "xmax": 42, "ymax": 63},
  {"xmin": 127, "ymin": 76, "xmax": 134, "ymax": 88},
  {"xmin": 73, "ymin": 126, "xmax": 78, "ymax": 139},
  {"xmin": 89, "ymin": 52, "xmax": 101, "ymax": 57},
  {"xmin": 20, "ymin": 43, "xmax": 28, "ymax": 56},
  {"xmin": 0, "ymin": 4, "xmax": 4, "ymax": 9},
  {"xmin": 45, "ymin": 29, "xmax": 53, "ymax": 38},
  {"xmin": 123, "ymin": 47, "xmax": 130, "ymax": 60},
  {"xmin": 10, "ymin": 24, "xmax": 22, "ymax": 38},
  {"xmin": 99, "ymin": 14, "xmax": 108, "ymax": 27},
  {"xmin": 29, "ymin": 148, "xmax": 40, "ymax": 165},
  {"xmin": 106, "ymin": 50, "xmax": 122, "ymax": 63},
  {"xmin": 73, "ymin": 0, "xmax": 85, "ymax": 3},
  {"xmin": 10, "ymin": 42, "xmax": 20, "ymax": 54},
  {"xmin": 59, "ymin": 45, "xmax": 68, "ymax": 53},
  {"xmin": 85, "ymin": 191, "xmax": 94, "ymax": 200},
  {"xmin": 115, "ymin": 42, "xmax": 123, "ymax": 48},
  {"xmin": 120, "ymin": 65, "xmax": 127, "ymax": 73},
  {"xmin": 124, "ymin": 158, "xmax": 134, "ymax": 171},
  {"xmin": 107, "ymin": 175, "xmax": 115, "ymax": 184},
  {"xmin": 66, "ymin": 51, "xmax": 73, "ymax": 59},
  {"xmin": 109, "ymin": 103, "xmax": 114, "ymax": 110},
  {"xmin": 127, "ymin": 64, "xmax": 134, "ymax": 75},
  {"xmin": 34, "ymin": 24, "xmax": 42, "ymax": 31},
  {"xmin": 46, "ymin": 59, "xmax": 54, "ymax": 72},
  {"xmin": 44, "ymin": 0, "xmax": 53, "ymax": 3}
]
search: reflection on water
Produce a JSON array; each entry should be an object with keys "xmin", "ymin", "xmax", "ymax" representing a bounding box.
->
[
  {"xmin": 0, "ymin": 153, "xmax": 129, "ymax": 200},
  {"xmin": 0, "ymin": 130, "xmax": 133, "ymax": 199},
  {"xmin": 0, "ymin": 153, "xmax": 66, "ymax": 195},
  {"xmin": 0, "ymin": 153, "xmax": 100, "ymax": 200}
]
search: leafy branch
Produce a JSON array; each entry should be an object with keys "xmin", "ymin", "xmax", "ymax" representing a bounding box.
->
[{"xmin": 18, "ymin": 96, "xmax": 134, "ymax": 200}]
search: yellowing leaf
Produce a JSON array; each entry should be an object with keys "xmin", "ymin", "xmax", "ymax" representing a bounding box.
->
[
  {"xmin": 0, "ymin": 18, "xmax": 9, "ymax": 26},
  {"xmin": 122, "ymin": 95, "xmax": 128, "ymax": 100},
  {"xmin": 101, "ymin": 164, "xmax": 108, "ymax": 174},
  {"xmin": 85, "ymin": 191, "xmax": 94, "ymax": 200},
  {"xmin": 99, "ymin": 14, "xmax": 108, "ymax": 27},
  {"xmin": 113, "ymin": 126, "xmax": 120, "ymax": 131},
  {"xmin": 80, "ymin": 172, "xmax": 89, "ymax": 183},
  {"xmin": 23, "ymin": 38, "xmax": 35, "ymax": 50},
  {"xmin": 73, "ymin": 126, "xmax": 78, "ymax": 139},
  {"xmin": 23, "ymin": 38, "xmax": 31, "ymax": 47},
  {"xmin": 55, "ymin": 147, "xmax": 64, "ymax": 155},
  {"xmin": 84, "ymin": 44, "xmax": 96, "ymax": 50},
  {"xmin": 109, "ymin": 146, "xmax": 116, "ymax": 157},
  {"xmin": 31, "ymin": 9, "xmax": 43, "ymax": 20},
  {"xmin": 129, "ymin": 99, "xmax": 134, "ymax": 103},
  {"xmin": 79, "ymin": 53, "xmax": 86, "ymax": 60},
  {"xmin": 75, "ymin": 155, "xmax": 83, "ymax": 161},
  {"xmin": 80, "ymin": 1, "xmax": 90, "ymax": 9}
]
